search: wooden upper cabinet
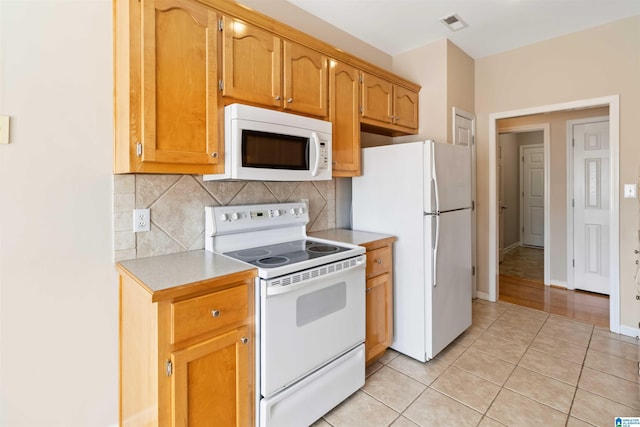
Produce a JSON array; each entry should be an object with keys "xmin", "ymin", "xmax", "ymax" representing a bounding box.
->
[
  {"xmin": 114, "ymin": 0, "xmax": 223, "ymax": 174},
  {"xmin": 361, "ymin": 71, "xmax": 419, "ymax": 136},
  {"xmin": 221, "ymin": 17, "xmax": 328, "ymax": 118},
  {"xmin": 283, "ymin": 41, "xmax": 328, "ymax": 117},
  {"xmin": 329, "ymin": 60, "xmax": 361, "ymax": 176},
  {"xmin": 221, "ymin": 16, "xmax": 282, "ymax": 108},
  {"xmin": 393, "ymin": 85, "xmax": 419, "ymax": 130},
  {"xmin": 361, "ymin": 73, "xmax": 394, "ymax": 125}
]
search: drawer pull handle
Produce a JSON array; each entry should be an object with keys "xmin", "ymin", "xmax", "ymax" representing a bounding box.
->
[
  {"xmin": 287, "ymin": 98, "xmax": 293, "ymax": 103},
  {"xmin": 211, "ymin": 309, "xmax": 221, "ymax": 318},
  {"xmin": 241, "ymin": 337, "xmax": 249, "ymax": 344},
  {"xmin": 376, "ymin": 258, "xmax": 383, "ymax": 264}
]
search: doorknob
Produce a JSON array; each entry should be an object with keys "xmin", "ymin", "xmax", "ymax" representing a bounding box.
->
[{"xmin": 500, "ymin": 204, "xmax": 508, "ymax": 210}]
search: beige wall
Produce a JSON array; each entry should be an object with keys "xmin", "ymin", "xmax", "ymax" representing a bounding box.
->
[
  {"xmin": 498, "ymin": 108, "xmax": 609, "ymax": 283},
  {"xmin": 393, "ymin": 39, "xmax": 449, "ymax": 144},
  {"xmin": 393, "ymin": 39, "xmax": 474, "ymax": 145},
  {"xmin": 238, "ymin": 0, "xmax": 391, "ymax": 69},
  {"xmin": 476, "ymin": 16, "xmax": 640, "ymax": 330}
]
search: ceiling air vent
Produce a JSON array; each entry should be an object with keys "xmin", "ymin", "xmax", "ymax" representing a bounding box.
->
[{"xmin": 440, "ymin": 13, "xmax": 468, "ymax": 32}]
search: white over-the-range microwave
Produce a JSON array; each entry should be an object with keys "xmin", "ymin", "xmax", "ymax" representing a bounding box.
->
[{"xmin": 204, "ymin": 104, "xmax": 332, "ymax": 181}]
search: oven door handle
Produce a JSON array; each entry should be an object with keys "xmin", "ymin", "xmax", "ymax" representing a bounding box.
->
[{"xmin": 264, "ymin": 259, "xmax": 365, "ymax": 297}]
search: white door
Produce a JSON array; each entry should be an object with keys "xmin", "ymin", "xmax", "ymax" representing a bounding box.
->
[
  {"xmin": 454, "ymin": 109, "xmax": 477, "ymax": 296},
  {"xmin": 572, "ymin": 119, "xmax": 610, "ymax": 295},
  {"xmin": 521, "ymin": 145, "xmax": 544, "ymax": 247},
  {"xmin": 498, "ymin": 142, "xmax": 505, "ymax": 262}
]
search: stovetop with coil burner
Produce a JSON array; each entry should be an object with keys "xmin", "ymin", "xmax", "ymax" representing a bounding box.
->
[{"xmin": 223, "ymin": 239, "xmax": 352, "ymax": 268}]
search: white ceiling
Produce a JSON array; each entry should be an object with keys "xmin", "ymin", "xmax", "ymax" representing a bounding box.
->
[{"xmin": 285, "ymin": 0, "xmax": 640, "ymax": 58}]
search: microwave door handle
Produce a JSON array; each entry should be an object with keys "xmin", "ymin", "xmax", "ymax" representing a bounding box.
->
[{"xmin": 310, "ymin": 132, "xmax": 320, "ymax": 177}]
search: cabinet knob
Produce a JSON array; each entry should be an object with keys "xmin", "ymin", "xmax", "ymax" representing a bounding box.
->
[
  {"xmin": 275, "ymin": 95, "xmax": 281, "ymax": 101},
  {"xmin": 287, "ymin": 98, "xmax": 293, "ymax": 103},
  {"xmin": 211, "ymin": 309, "xmax": 221, "ymax": 318},
  {"xmin": 211, "ymin": 152, "xmax": 218, "ymax": 158},
  {"xmin": 376, "ymin": 258, "xmax": 383, "ymax": 264},
  {"xmin": 241, "ymin": 337, "xmax": 249, "ymax": 344},
  {"xmin": 366, "ymin": 288, "xmax": 371, "ymax": 293}
]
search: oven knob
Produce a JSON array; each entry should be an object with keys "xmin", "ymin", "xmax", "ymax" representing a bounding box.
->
[
  {"xmin": 220, "ymin": 213, "xmax": 229, "ymax": 222},
  {"xmin": 289, "ymin": 208, "xmax": 296, "ymax": 215},
  {"xmin": 297, "ymin": 207, "xmax": 305, "ymax": 215},
  {"xmin": 231, "ymin": 212, "xmax": 240, "ymax": 221},
  {"xmin": 272, "ymin": 209, "xmax": 281, "ymax": 217}
]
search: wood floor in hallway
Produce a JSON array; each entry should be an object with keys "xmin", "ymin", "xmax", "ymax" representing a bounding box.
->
[
  {"xmin": 498, "ymin": 245, "xmax": 609, "ymax": 328},
  {"xmin": 499, "ymin": 274, "xmax": 609, "ymax": 328}
]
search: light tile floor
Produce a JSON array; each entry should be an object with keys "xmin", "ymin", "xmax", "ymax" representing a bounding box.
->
[{"xmin": 312, "ymin": 299, "xmax": 640, "ymax": 427}]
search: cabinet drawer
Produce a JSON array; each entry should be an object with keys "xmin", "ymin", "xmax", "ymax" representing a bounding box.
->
[
  {"xmin": 172, "ymin": 284, "xmax": 249, "ymax": 343},
  {"xmin": 366, "ymin": 246, "xmax": 392, "ymax": 278}
]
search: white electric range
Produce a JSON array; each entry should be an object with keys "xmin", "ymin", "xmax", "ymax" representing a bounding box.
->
[{"xmin": 205, "ymin": 202, "xmax": 366, "ymax": 427}]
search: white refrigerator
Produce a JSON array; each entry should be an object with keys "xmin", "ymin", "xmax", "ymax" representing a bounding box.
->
[{"xmin": 352, "ymin": 140, "xmax": 472, "ymax": 362}]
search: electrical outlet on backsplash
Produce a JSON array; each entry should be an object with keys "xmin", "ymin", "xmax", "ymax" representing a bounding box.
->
[{"xmin": 113, "ymin": 174, "xmax": 336, "ymax": 262}]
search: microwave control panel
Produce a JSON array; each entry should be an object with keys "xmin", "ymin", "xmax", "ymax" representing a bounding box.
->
[{"xmin": 320, "ymin": 141, "xmax": 329, "ymax": 170}]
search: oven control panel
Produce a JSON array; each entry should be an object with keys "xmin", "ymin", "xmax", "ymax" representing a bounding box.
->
[{"xmin": 206, "ymin": 202, "xmax": 309, "ymax": 236}]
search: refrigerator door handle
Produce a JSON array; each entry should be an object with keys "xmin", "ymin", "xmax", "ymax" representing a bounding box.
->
[
  {"xmin": 432, "ymin": 213, "xmax": 439, "ymax": 288},
  {"xmin": 431, "ymin": 143, "xmax": 440, "ymax": 215}
]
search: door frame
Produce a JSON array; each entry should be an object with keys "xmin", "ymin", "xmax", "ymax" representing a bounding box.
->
[
  {"xmin": 488, "ymin": 95, "xmax": 620, "ymax": 333},
  {"xmin": 566, "ymin": 115, "xmax": 610, "ymax": 291},
  {"xmin": 453, "ymin": 107, "xmax": 477, "ymax": 299},
  {"xmin": 498, "ymin": 125, "xmax": 550, "ymax": 286}
]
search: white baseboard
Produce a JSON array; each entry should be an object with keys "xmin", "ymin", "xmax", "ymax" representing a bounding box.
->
[
  {"xmin": 503, "ymin": 242, "xmax": 520, "ymax": 253},
  {"xmin": 548, "ymin": 280, "xmax": 568, "ymax": 288},
  {"xmin": 620, "ymin": 324, "xmax": 640, "ymax": 340},
  {"xmin": 475, "ymin": 291, "xmax": 491, "ymax": 301}
]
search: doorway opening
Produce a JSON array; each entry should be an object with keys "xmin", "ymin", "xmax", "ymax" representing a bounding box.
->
[
  {"xmin": 497, "ymin": 126, "xmax": 548, "ymax": 287},
  {"xmin": 488, "ymin": 96, "xmax": 619, "ymax": 331}
]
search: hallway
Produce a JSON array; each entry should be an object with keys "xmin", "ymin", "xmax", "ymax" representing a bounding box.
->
[{"xmin": 498, "ymin": 246, "xmax": 609, "ymax": 328}]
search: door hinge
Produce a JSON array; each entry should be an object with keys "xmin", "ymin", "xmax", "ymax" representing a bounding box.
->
[
  {"xmin": 166, "ymin": 360, "xmax": 173, "ymax": 376},
  {"xmin": 522, "ymin": 226, "xmax": 525, "ymax": 233},
  {"xmin": 522, "ymin": 156, "xmax": 524, "ymax": 162},
  {"xmin": 572, "ymin": 138, "xmax": 575, "ymax": 147},
  {"xmin": 218, "ymin": 80, "xmax": 224, "ymax": 91},
  {"xmin": 572, "ymin": 259, "xmax": 575, "ymax": 268},
  {"xmin": 572, "ymin": 198, "xmax": 575, "ymax": 208},
  {"xmin": 218, "ymin": 18, "xmax": 224, "ymax": 31},
  {"xmin": 136, "ymin": 142, "xmax": 142, "ymax": 157},
  {"xmin": 472, "ymin": 266, "xmax": 476, "ymax": 276},
  {"xmin": 471, "ymin": 200, "xmax": 475, "ymax": 211},
  {"xmin": 471, "ymin": 135, "xmax": 475, "ymax": 146},
  {"xmin": 359, "ymin": 105, "xmax": 363, "ymax": 114}
]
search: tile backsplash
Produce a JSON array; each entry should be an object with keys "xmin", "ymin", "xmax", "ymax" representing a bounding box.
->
[{"xmin": 113, "ymin": 175, "xmax": 336, "ymax": 262}]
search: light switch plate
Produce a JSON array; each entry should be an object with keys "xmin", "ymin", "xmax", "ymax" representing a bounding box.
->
[
  {"xmin": 0, "ymin": 115, "xmax": 10, "ymax": 144},
  {"xmin": 624, "ymin": 183, "xmax": 637, "ymax": 199}
]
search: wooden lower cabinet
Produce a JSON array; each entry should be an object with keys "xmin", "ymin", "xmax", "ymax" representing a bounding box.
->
[
  {"xmin": 363, "ymin": 239, "xmax": 396, "ymax": 365},
  {"xmin": 118, "ymin": 267, "xmax": 255, "ymax": 427},
  {"xmin": 172, "ymin": 326, "xmax": 251, "ymax": 426}
]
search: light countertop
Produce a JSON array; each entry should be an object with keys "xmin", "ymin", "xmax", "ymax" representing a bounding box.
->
[
  {"xmin": 116, "ymin": 250, "xmax": 255, "ymax": 298},
  {"xmin": 309, "ymin": 228, "xmax": 396, "ymax": 249}
]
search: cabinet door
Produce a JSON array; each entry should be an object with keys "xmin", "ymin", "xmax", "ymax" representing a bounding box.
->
[
  {"xmin": 283, "ymin": 41, "xmax": 328, "ymax": 117},
  {"xmin": 141, "ymin": 0, "xmax": 221, "ymax": 171},
  {"xmin": 360, "ymin": 72, "xmax": 393, "ymax": 125},
  {"xmin": 172, "ymin": 326, "xmax": 252, "ymax": 427},
  {"xmin": 329, "ymin": 60, "xmax": 361, "ymax": 176},
  {"xmin": 365, "ymin": 273, "xmax": 393, "ymax": 364},
  {"xmin": 222, "ymin": 16, "xmax": 281, "ymax": 108},
  {"xmin": 393, "ymin": 85, "xmax": 419, "ymax": 131}
]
